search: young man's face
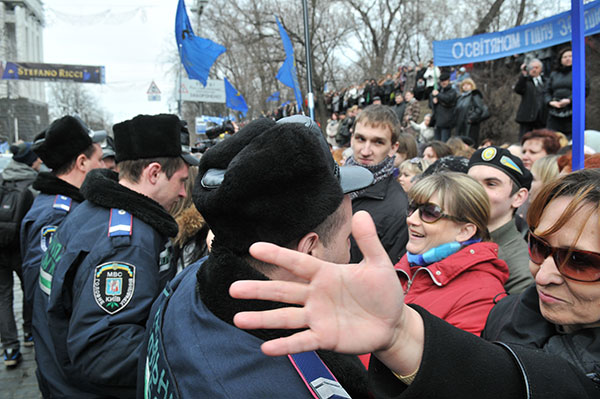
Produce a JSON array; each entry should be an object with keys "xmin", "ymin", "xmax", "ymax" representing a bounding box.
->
[
  {"xmin": 312, "ymin": 196, "xmax": 353, "ymax": 265},
  {"xmin": 154, "ymin": 163, "xmax": 189, "ymax": 210},
  {"xmin": 83, "ymin": 143, "xmax": 106, "ymax": 173},
  {"xmin": 468, "ymin": 165, "xmax": 519, "ymax": 226},
  {"xmin": 351, "ymin": 121, "xmax": 399, "ymax": 166}
]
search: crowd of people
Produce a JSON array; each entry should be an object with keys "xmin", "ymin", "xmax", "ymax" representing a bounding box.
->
[{"xmin": 0, "ymin": 49, "xmax": 598, "ymax": 399}]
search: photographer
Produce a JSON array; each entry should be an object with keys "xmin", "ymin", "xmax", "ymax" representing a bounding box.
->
[{"xmin": 514, "ymin": 58, "xmax": 547, "ymax": 139}]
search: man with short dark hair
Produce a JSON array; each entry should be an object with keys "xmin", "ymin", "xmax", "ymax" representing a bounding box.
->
[
  {"xmin": 346, "ymin": 104, "xmax": 409, "ymax": 264},
  {"xmin": 33, "ymin": 114, "xmax": 197, "ymax": 397},
  {"xmin": 468, "ymin": 146, "xmax": 534, "ymax": 294},
  {"xmin": 139, "ymin": 116, "xmax": 374, "ymax": 398}
]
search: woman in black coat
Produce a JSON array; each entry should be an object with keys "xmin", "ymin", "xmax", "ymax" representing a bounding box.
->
[
  {"xmin": 454, "ymin": 78, "xmax": 488, "ymax": 145},
  {"xmin": 545, "ymin": 47, "xmax": 590, "ymax": 138}
]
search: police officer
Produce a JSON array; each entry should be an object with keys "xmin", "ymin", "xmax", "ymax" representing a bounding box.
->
[
  {"xmin": 21, "ymin": 116, "xmax": 105, "ymax": 386},
  {"xmin": 139, "ymin": 116, "xmax": 375, "ymax": 398},
  {"xmin": 35, "ymin": 114, "xmax": 197, "ymax": 398}
]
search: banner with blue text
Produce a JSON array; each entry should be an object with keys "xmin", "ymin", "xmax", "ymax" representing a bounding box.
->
[{"xmin": 433, "ymin": 0, "xmax": 600, "ymax": 66}]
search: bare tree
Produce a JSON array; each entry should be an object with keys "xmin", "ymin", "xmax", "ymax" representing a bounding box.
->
[{"xmin": 47, "ymin": 82, "xmax": 111, "ymax": 130}]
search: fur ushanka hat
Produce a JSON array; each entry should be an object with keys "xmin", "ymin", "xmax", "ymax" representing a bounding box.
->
[{"xmin": 194, "ymin": 115, "xmax": 373, "ymax": 255}]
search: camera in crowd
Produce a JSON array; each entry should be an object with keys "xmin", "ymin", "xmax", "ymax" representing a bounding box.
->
[{"xmin": 205, "ymin": 120, "xmax": 235, "ymax": 140}]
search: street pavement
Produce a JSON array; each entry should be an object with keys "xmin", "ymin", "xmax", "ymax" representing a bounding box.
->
[{"xmin": 0, "ymin": 273, "xmax": 42, "ymax": 399}]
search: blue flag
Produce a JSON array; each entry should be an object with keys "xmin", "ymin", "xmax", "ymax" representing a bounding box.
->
[
  {"xmin": 275, "ymin": 16, "xmax": 303, "ymax": 112},
  {"xmin": 266, "ymin": 91, "xmax": 280, "ymax": 103},
  {"xmin": 224, "ymin": 78, "xmax": 248, "ymax": 117},
  {"xmin": 175, "ymin": 0, "xmax": 226, "ymax": 85}
]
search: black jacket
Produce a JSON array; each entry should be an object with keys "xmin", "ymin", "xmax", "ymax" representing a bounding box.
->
[
  {"xmin": 544, "ymin": 66, "xmax": 590, "ymax": 117},
  {"xmin": 483, "ymin": 285, "xmax": 600, "ymax": 386},
  {"xmin": 454, "ymin": 89, "xmax": 487, "ymax": 142},
  {"xmin": 514, "ymin": 74, "xmax": 547, "ymax": 124},
  {"xmin": 350, "ymin": 175, "xmax": 408, "ymax": 264},
  {"xmin": 369, "ymin": 305, "xmax": 599, "ymax": 398},
  {"xmin": 429, "ymin": 86, "xmax": 457, "ymax": 128}
]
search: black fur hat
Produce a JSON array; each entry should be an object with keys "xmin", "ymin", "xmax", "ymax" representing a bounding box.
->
[
  {"xmin": 113, "ymin": 114, "xmax": 198, "ymax": 165},
  {"xmin": 194, "ymin": 116, "xmax": 372, "ymax": 255},
  {"xmin": 32, "ymin": 116, "xmax": 105, "ymax": 169}
]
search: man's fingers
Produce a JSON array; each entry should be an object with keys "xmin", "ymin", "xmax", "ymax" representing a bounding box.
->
[
  {"xmin": 230, "ymin": 280, "xmax": 308, "ymax": 305},
  {"xmin": 233, "ymin": 307, "xmax": 307, "ymax": 331},
  {"xmin": 249, "ymin": 242, "xmax": 325, "ymax": 280},
  {"xmin": 260, "ymin": 330, "xmax": 322, "ymax": 357},
  {"xmin": 352, "ymin": 211, "xmax": 393, "ymax": 267}
]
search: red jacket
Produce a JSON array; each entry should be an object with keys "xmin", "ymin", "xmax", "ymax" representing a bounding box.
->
[{"xmin": 394, "ymin": 242, "xmax": 509, "ymax": 336}]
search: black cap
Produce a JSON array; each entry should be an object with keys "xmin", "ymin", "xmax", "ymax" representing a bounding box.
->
[
  {"xmin": 469, "ymin": 146, "xmax": 532, "ymax": 190},
  {"xmin": 10, "ymin": 143, "xmax": 39, "ymax": 167},
  {"xmin": 193, "ymin": 115, "xmax": 373, "ymax": 255},
  {"xmin": 439, "ymin": 72, "xmax": 451, "ymax": 81},
  {"xmin": 32, "ymin": 116, "xmax": 106, "ymax": 169},
  {"xmin": 113, "ymin": 114, "xmax": 198, "ymax": 166}
]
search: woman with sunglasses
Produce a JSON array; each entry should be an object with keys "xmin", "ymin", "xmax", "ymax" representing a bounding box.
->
[
  {"xmin": 482, "ymin": 169, "xmax": 600, "ymax": 384},
  {"xmin": 395, "ymin": 172, "xmax": 508, "ymax": 335}
]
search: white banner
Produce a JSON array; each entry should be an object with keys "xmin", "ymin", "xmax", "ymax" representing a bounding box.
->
[{"xmin": 180, "ymin": 78, "xmax": 225, "ymax": 103}]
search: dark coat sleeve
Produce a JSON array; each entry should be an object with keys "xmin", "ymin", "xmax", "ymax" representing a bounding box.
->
[{"xmin": 368, "ymin": 306, "xmax": 599, "ymax": 399}]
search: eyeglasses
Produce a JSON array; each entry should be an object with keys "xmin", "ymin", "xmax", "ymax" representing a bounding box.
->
[
  {"xmin": 407, "ymin": 202, "xmax": 464, "ymax": 224},
  {"xmin": 528, "ymin": 231, "xmax": 600, "ymax": 282}
]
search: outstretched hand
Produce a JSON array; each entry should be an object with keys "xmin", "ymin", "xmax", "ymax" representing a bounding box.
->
[{"xmin": 230, "ymin": 211, "xmax": 406, "ymax": 357}]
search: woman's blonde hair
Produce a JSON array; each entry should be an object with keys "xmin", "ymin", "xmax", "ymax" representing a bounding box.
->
[
  {"xmin": 399, "ymin": 158, "xmax": 430, "ymax": 176},
  {"xmin": 531, "ymin": 155, "xmax": 559, "ymax": 186},
  {"xmin": 460, "ymin": 78, "xmax": 477, "ymax": 92},
  {"xmin": 409, "ymin": 172, "xmax": 490, "ymax": 240}
]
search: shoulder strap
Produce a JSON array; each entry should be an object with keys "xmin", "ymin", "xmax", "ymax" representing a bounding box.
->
[
  {"xmin": 108, "ymin": 208, "xmax": 132, "ymax": 237},
  {"xmin": 53, "ymin": 195, "xmax": 72, "ymax": 212},
  {"xmin": 289, "ymin": 351, "xmax": 351, "ymax": 399}
]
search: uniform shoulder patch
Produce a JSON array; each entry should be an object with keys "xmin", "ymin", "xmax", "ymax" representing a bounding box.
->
[
  {"xmin": 40, "ymin": 225, "xmax": 58, "ymax": 252},
  {"xmin": 93, "ymin": 262, "xmax": 136, "ymax": 314}
]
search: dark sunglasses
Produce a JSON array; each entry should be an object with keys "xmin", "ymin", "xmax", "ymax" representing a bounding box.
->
[
  {"xmin": 407, "ymin": 202, "xmax": 463, "ymax": 224},
  {"xmin": 528, "ymin": 231, "xmax": 600, "ymax": 282}
]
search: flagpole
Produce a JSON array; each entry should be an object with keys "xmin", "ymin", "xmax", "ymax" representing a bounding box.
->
[
  {"xmin": 301, "ymin": 0, "xmax": 315, "ymax": 120},
  {"xmin": 571, "ymin": 0, "xmax": 585, "ymax": 171},
  {"xmin": 178, "ymin": 44, "xmax": 183, "ymax": 117}
]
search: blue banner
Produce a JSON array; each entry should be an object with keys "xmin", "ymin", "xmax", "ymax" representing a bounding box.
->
[
  {"xmin": 266, "ymin": 91, "xmax": 280, "ymax": 102},
  {"xmin": 224, "ymin": 78, "xmax": 248, "ymax": 117},
  {"xmin": 175, "ymin": 0, "xmax": 226, "ymax": 85},
  {"xmin": 433, "ymin": 0, "xmax": 600, "ymax": 66},
  {"xmin": 275, "ymin": 16, "xmax": 304, "ymax": 112}
]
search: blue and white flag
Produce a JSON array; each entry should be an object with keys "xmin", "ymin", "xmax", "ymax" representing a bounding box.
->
[{"xmin": 266, "ymin": 91, "xmax": 280, "ymax": 103}]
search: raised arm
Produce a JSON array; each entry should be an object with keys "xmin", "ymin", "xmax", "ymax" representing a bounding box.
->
[{"xmin": 230, "ymin": 211, "xmax": 424, "ymax": 376}]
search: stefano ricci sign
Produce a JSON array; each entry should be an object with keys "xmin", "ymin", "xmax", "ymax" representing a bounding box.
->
[{"xmin": 0, "ymin": 61, "xmax": 105, "ymax": 84}]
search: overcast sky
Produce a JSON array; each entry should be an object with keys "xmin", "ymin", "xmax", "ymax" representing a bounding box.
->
[{"xmin": 43, "ymin": 0, "xmax": 181, "ymax": 124}]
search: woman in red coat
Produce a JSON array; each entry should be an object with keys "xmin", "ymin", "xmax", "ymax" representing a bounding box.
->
[{"xmin": 395, "ymin": 172, "xmax": 508, "ymax": 335}]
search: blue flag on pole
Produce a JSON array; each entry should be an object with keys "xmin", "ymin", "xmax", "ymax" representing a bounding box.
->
[
  {"xmin": 224, "ymin": 78, "xmax": 248, "ymax": 117},
  {"xmin": 266, "ymin": 91, "xmax": 280, "ymax": 102},
  {"xmin": 175, "ymin": 0, "xmax": 226, "ymax": 85},
  {"xmin": 275, "ymin": 16, "xmax": 303, "ymax": 112}
]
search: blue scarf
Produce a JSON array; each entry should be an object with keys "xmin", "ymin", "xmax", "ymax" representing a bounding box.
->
[{"xmin": 407, "ymin": 238, "xmax": 481, "ymax": 267}]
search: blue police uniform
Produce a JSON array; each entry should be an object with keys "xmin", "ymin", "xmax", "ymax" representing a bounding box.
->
[
  {"xmin": 138, "ymin": 249, "xmax": 369, "ymax": 399},
  {"xmin": 20, "ymin": 172, "xmax": 85, "ymax": 397},
  {"xmin": 35, "ymin": 169, "xmax": 177, "ymax": 398}
]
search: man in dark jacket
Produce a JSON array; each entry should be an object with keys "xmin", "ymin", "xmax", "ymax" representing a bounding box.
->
[
  {"xmin": 514, "ymin": 59, "xmax": 547, "ymax": 139},
  {"xmin": 34, "ymin": 114, "xmax": 197, "ymax": 398},
  {"xmin": 139, "ymin": 115, "xmax": 375, "ymax": 399},
  {"xmin": 21, "ymin": 116, "xmax": 106, "ymax": 386},
  {"xmin": 0, "ymin": 143, "xmax": 40, "ymax": 368},
  {"xmin": 345, "ymin": 104, "xmax": 409, "ymax": 264},
  {"xmin": 429, "ymin": 72, "xmax": 457, "ymax": 142}
]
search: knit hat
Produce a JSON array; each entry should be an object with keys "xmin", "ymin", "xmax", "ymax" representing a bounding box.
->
[
  {"xmin": 10, "ymin": 143, "xmax": 39, "ymax": 167},
  {"xmin": 193, "ymin": 115, "xmax": 373, "ymax": 255},
  {"xmin": 469, "ymin": 146, "xmax": 532, "ymax": 190},
  {"xmin": 32, "ymin": 116, "xmax": 107, "ymax": 169},
  {"xmin": 112, "ymin": 114, "xmax": 198, "ymax": 166}
]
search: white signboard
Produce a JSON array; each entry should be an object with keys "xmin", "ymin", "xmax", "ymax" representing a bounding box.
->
[
  {"xmin": 195, "ymin": 117, "xmax": 207, "ymax": 135},
  {"xmin": 180, "ymin": 78, "xmax": 226, "ymax": 103}
]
